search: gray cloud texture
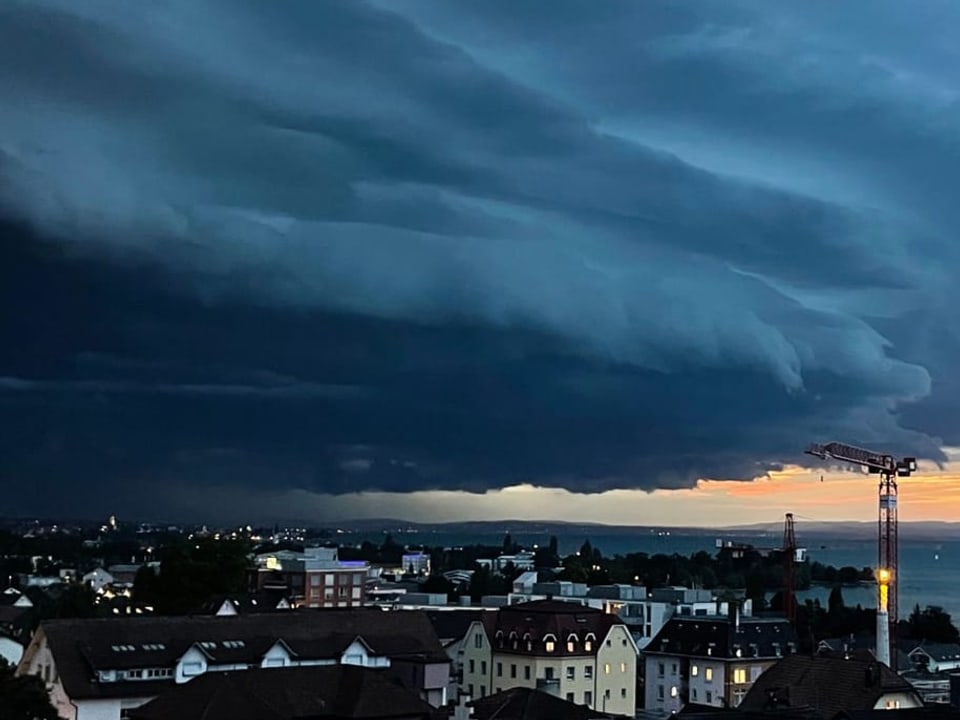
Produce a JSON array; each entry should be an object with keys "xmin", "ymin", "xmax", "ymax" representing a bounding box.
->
[{"xmin": 0, "ymin": 0, "xmax": 957, "ymax": 517}]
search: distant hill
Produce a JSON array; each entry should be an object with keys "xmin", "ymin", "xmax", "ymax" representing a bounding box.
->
[{"xmin": 328, "ymin": 518, "xmax": 960, "ymax": 541}]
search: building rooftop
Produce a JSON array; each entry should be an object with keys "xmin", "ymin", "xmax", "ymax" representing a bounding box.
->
[
  {"xmin": 423, "ymin": 609, "xmax": 490, "ymax": 645},
  {"xmin": 738, "ymin": 654, "xmax": 920, "ymax": 720},
  {"xmin": 481, "ymin": 600, "xmax": 620, "ymax": 657},
  {"xmin": 910, "ymin": 642, "xmax": 960, "ymax": 663},
  {"xmin": 40, "ymin": 608, "xmax": 448, "ymax": 700},
  {"xmin": 468, "ymin": 687, "xmax": 614, "ymax": 720},
  {"xmin": 130, "ymin": 665, "xmax": 437, "ymax": 720},
  {"xmin": 645, "ymin": 614, "xmax": 794, "ymax": 660}
]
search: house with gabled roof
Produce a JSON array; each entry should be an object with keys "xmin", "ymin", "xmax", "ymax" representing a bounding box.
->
[
  {"xmin": 460, "ymin": 600, "xmax": 638, "ymax": 716},
  {"xmin": 17, "ymin": 609, "xmax": 450, "ymax": 720},
  {"xmin": 907, "ymin": 642, "xmax": 960, "ymax": 674},
  {"xmin": 738, "ymin": 653, "xmax": 923, "ymax": 718}
]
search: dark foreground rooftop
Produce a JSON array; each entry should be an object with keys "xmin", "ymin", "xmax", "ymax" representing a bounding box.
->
[{"xmin": 130, "ymin": 665, "xmax": 440, "ymax": 720}]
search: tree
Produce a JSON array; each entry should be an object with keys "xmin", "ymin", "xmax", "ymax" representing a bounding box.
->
[
  {"xmin": 134, "ymin": 539, "xmax": 252, "ymax": 615},
  {"xmin": 580, "ymin": 539, "xmax": 593, "ymax": 559},
  {"xmin": 502, "ymin": 533, "xmax": 513, "ymax": 554},
  {"xmin": 828, "ymin": 586, "xmax": 845, "ymax": 614},
  {"xmin": 902, "ymin": 605, "xmax": 960, "ymax": 644},
  {"xmin": 0, "ymin": 659, "xmax": 59, "ymax": 720}
]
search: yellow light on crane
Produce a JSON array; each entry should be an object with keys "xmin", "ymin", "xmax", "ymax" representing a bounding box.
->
[{"xmin": 877, "ymin": 568, "xmax": 892, "ymax": 613}]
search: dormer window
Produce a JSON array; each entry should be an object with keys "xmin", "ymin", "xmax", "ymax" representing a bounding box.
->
[
  {"xmin": 584, "ymin": 633, "xmax": 595, "ymax": 652},
  {"xmin": 544, "ymin": 635, "xmax": 557, "ymax": 653},
  {"xmin": 567, "ymin": 634, "xmax": 578, "ymax": 653},
  {"xmin": 495, "ymin": 631, "xmax": 504, "ymax": 649}
]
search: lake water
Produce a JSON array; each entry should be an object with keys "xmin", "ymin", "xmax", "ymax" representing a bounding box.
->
[{"xmin": 346, "ymin": 527, "xmax": 960, "ymax": 620}]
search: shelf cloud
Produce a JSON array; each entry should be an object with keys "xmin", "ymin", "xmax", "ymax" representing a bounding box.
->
[{"xmin": 1, "ymin": 0, "xmax": 958, "ymax": 516}]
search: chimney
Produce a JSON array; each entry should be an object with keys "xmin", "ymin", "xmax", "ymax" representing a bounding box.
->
[{"xmin": 728, "ymin": 599, "xmax": 740, "ymax": 631}]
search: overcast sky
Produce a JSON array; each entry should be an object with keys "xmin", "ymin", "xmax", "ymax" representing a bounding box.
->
[{"xmin": 2, "ymin": 0, "xmax": 960, "ymax": 524}]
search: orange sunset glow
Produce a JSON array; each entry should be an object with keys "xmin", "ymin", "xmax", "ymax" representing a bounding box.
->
[{"xmin": 170, "ymin": 448, "xmax": 960, "ymax": 527}]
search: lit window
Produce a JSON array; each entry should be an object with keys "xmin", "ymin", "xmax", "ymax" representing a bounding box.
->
[
  {"xmin": 691, "ymin": 665, "xmax": 699, "ymax": 677},
  {"xmin": 567, "ymin": 639, "xmax": 575, "ymax": 652},
  {"xmin": 671, "ymin": 686, "xmax": 678, "ymax": 698},
  {"xmin": 545, "ymin": 639, "xmax": 555, "ymax": 652},
  {"xmin": 604, "ymin": 663, "xmax": 611, "ymax": 675},
  {"xmin": 705, "ymin": 667, "xmax": 713, "ymax": 682},
  {"xmin": 734, "ymin": 668, "xmax": 747, "ymax": 684},
  {"xmin": 886, "ymin": 701, "xmax": 901, "ymax": 709},
  {"xmin": 620, "ymin": 662, "xmax": 627, "ymax": 673}
]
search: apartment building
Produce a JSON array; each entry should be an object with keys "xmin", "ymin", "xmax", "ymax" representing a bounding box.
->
[
  {"xmin": 253, "ymin": 547, "xmax": 368, "ymax": 608},
  {"xmin": 460, "ymin": 600, "xmax": 638, "ymax": 716},
  {"xmin": 507, "ymin": 579, "xmax": 748, "ymax": 652},
  {"xmin": 18, "ymin": 609, "xmax": 450, "ymax": 720},
  {"xmin": 643, "ymin": 607, "xmax": 795, "ymax": 713},
  {"xmin": 507, "ymin": 580, "xmax": 669, "ymax": 651}
]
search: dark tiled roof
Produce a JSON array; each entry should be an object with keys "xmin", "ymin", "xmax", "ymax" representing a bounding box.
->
[
  {"xmin": 677, "ymin": 702, "xmax": 821, "ymax": 720},
  {"xmin": 42, "ymin": 609, "xmax": 448, "ymax": 700},
  {"xmin": 818, "ymin": 646, "xmax": 914, "ymax": 674},
  {"xmin": 130, "ymin": 665, "xmax": 438, "ymax": 720},
  {"xmin": 482, "ymin": 600, "xmax": 618, "ymax": 657},
  {"xmin": 645, "ymin": 615, "xmax": 794, "ymax": 660},
  {"xmin": 738, "ymin": 654, "xmax": 921, "ymax": 720},
  {"xmin": 196, "ymin": 590, "xmax": 291, "ymax": 615},
  {"xmin": 910, "ymin": 643, "xmax": 960, "ymax": 663},
  {"xmin": 424, "ymin": 610, "xmax": 489, "ymax": 644},
  {"xmin": 0, "ymin": 605, "xmax": 31, "ymax": 626},
  {"xmin": 835, "ymin": 709, "xmax": 960, "ymax": 720},
  {"xmin": 468, "ymin": 687, "xmax": 614, "ymax": 720}
]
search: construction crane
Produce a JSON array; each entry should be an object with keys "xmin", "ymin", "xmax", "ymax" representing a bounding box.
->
[
  {"xmin": 782, "ymin": 513, "xmax": 797, "ymax": 623},
  {"xmin": 805, "ymin": 441, "xmax": 917, "ymax": 667}
]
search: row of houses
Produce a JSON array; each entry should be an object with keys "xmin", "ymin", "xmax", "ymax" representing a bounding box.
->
[
  {"xmin": 19, "ymin": 607, "xmax": 452, "ymax": 720},
  {"xmin": 15, "ymin": 598, "xmax": 643, "ymax": 719}
]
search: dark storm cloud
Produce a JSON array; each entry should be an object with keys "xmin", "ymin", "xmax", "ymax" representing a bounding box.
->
[{"xmin": 1, "ymin": 0, "xmax": 958, "ymax": 516}]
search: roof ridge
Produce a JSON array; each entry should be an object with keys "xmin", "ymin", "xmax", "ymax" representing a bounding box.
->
[{"xmin": 239, "ymin": 672, "xmax": 293, "ymax": 720}]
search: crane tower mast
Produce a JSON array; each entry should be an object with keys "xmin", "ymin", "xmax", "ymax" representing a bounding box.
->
[{"xmin": 805, "ymin": 441, "xmax": 917, "ymax": 667}]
